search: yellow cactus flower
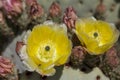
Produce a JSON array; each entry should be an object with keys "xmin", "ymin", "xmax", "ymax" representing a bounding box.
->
[
  {"xmin": 17, "ymin": 21, "xmax": 72, "ymax": 76},
  {"xmin": 75, "ymin": 17, "xmax": 119, "ymax": 55}
]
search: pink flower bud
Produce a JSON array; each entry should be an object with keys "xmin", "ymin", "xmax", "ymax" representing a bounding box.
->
[
  {"xmin": 49, "ymin": 2, "xmax": 61, "ymax": 17},
  {"xmin": 2, "ymin": 0, "xmax": 22, "ymax": 18},
  {"xmin": 96, "ymin": 0, "xmax": 106, "ymax": 14},
  {"xmin": 72, "ymin": 46, "xmax": 86, "ymax": 60},
  {"xmin": 105, "ymin": 47, "xmax": 119, "ymax": 68},
  {"xmin": 26, "ymin": 0, "xmax": 44, "ymax": 19},
  {"xmin": 0, "ymin": 56, "xmax": 13, "ymax": 77},
  {"xmin": 63, "ymin": 6, "xmax": 78, "ymax": 30},
  {"xmin": 70, "ymin": 46, "xmax": 86, "ymax": 67}
]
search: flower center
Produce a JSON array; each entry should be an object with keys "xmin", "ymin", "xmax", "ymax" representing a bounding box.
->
[
  {"xmin": 45, "ymin": 46, "xmax": 50, "ymax": 51},
  {"xmin": 93, "ymin": 32, "xmax": 98, "ymax": 38}
]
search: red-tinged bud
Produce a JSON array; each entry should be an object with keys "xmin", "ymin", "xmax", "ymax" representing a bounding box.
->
[
  {"xmin": 2, "ymin": 0, "xmax": 23, "ymax": 18},
  {"xmin": 26, "ymin": 0, "xmax": 44, "ymax": 19},
  {"xmin": 63, "ymin": 6, "xmax": 78, "ymax": 30},
  {"xmin": 96, "ymin": 0, "xmax": 106, "ymax": 14},
  {"xmin": 16, "ymin": 41, "xmax": 25, "ymax": 54},
  {"xmin": 49, "ymin": 2, "xmax": 61, "ymax": 17},
  {"xmin": 105, "ymin": 47, "xmax": 119, "ymax": 68},
  {"xmin": 70, "ymin": 46, "xmax": 86, "ymax": 68},
  {"xmin": 0, "ymin": 56, "xmax": 13, "ymax": 77}
]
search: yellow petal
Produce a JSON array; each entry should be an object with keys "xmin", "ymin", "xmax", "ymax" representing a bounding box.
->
[
  {"xmin": 25, "ymin": 22, "xmax": 72, "ymax": 76},
  {"xmin": 75, "ymin": 17, "xmax": 119, "ymax": 55}
]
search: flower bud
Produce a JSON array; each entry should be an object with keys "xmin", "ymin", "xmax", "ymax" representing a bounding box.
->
[
  {"xmin": 0, "ymin": 56, "xmax": 13, "ymax": 77},
  {"xmin": 49, "ymin": 2, "xmax": 61, "ymax": 17},
  {"xmin": 63, "ymin": 6, "xmax": 78, "ymax": 30},
  {"xmin": 26, "ymin": 0, "xmax": 44, "ymax": 19},
  {"xmin": 105, "ymin": 47, "xmax": 119, "ymax": 68},
  {"xmin": 70, "ymin": 46, "xmax": 86, "ymax": 68},
  {"xmin": 2, "ymin": 0, "xmax": 23, "ymax": 18}
]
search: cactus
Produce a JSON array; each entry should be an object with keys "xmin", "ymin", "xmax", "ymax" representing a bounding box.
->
[{"xmin": 0, "ymin": 0, "xmax": 120, "ymax": 80}]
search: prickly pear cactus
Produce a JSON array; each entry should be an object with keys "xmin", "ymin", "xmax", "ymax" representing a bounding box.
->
[{"xmin": 0, "ymin": 0, "xmax": 120, "ymax": 80}]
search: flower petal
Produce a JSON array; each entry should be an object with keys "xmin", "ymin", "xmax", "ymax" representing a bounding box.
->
[{"xmin": 75, "ymin": 17, "xmax": 119, "ymax": 55}]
